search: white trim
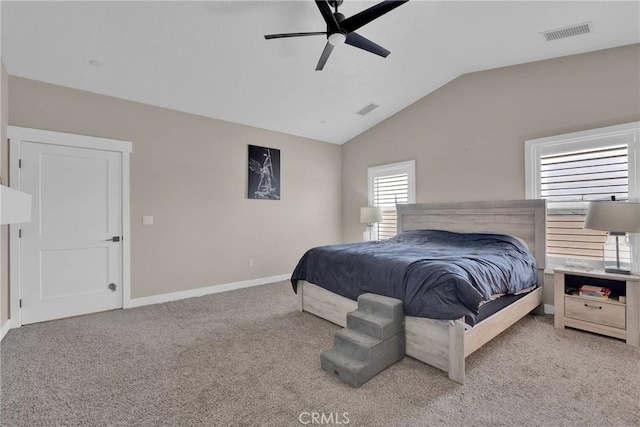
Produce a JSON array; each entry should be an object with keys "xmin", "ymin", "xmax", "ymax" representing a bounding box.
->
[
  {"xmin": 129, "ymin": 274, "xmax": 290, "ymax": 308},
  {"xmin": 7, "ymin": 126, "xmax": 132, "ymax": 328},
  {"xmin": 121, "ymin": 152, "xmax": 132, "ymax": 309},
  {"xmin": 628, "ymin": 136, "xmax": 640, "ymax": 274},
  {"xmin": 0, "ymin": 320, "xmax": 11, "ymax": 342},
  {"xmin": 9, "ymin": 139, "xmax": 21, "ymax": 329},
  {"xmin": 8, "ymin": 126, "xmax": 132, "ymax": 153},
  {"xmin": 544, "ymin": 304, "xmax": 555, "ymax": 315}
]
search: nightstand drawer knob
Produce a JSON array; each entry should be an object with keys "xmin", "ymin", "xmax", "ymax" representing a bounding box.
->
[{"xmin": 584, "ymin": 303, "xmax": 602, "ymax": 309}]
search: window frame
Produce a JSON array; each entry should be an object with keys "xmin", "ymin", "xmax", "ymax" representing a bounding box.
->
[
  {"xmin": 525, "ymin": 121, "xmax": 640, "ymax": 273},
  {"xmin": 367, "ymin": 160, "xmax": 416, "ymax": 239}
]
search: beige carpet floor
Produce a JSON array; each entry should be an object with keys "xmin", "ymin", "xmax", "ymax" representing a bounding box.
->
[{"xmin": 1, "ymin": 281, "xmax": 639, "ymax": 427}]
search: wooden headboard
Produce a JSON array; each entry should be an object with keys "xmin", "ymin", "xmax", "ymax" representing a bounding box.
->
[{"xmin": 397, "ymin": 200, "xmax": 546, "ymax": 270}]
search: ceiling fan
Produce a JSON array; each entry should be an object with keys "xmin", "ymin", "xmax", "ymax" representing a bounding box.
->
[{"xmin": 264, "ymin": 0, "xmax": 409, "ymax": 71}]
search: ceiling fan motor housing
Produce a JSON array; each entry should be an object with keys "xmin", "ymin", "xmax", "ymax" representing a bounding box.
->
[
  {"xmin": 328, "ymin": 12, "xmax": 347, "ymax": 43},
  {"xmin": 264, "ymin": 0, "xmax": 409, "ymax": 70}
]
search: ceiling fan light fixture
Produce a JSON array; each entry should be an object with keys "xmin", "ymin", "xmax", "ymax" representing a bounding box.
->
[{"xmin": 328, "ymin": 33, "xmax": 346, "ymax": 46}]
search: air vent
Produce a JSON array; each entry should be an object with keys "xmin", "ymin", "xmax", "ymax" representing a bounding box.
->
[
  {"xmin": 541, "ymin": 22, "xmax": 593, "ymax": 42},
  {"xmin": 356, "ymin": 103, "xmax": 379, "ymax": 116}
]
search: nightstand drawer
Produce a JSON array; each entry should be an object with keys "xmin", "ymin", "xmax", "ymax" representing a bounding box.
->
[{"xmin": 565, "ymin": 296, "xmax": 625, "ymax": 329}]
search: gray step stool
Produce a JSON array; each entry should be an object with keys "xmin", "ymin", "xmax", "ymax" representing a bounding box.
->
[{"xmin": 320, "ymin": 293, "xmax": 405, "ymax": 387}]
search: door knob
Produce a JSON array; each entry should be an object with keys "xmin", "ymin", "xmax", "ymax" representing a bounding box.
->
[
  {"xmin": 106, "ymin": 236, "xmax": 121, "ymax": 242},
  {"xmin": 108, "ymin": 283, "xmax": 117, "ymax": 292}
]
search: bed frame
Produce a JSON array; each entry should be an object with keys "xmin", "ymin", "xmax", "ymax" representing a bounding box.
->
[{"xmin": 297, "ymin": 200, "xmax": 546, "ymax": 384}]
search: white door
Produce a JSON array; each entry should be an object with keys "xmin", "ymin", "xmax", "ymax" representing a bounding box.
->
[{"xmin": 19, "ymin": 141, "xmax": 123, "ymax": 324}]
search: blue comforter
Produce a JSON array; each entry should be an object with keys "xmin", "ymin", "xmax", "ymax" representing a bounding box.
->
[{"xmin": 291, "ymin": 230, "xmax": 537, "ymax": 325}]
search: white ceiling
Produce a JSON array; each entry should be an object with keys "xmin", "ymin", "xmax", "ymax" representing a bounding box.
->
[{"xmin": 2, "ymin": 1, "xmax": 639, "ymax": 144}]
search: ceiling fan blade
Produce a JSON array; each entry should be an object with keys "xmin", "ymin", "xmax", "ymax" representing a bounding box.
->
[
  {"xmin": 264, "ymin": 32, "xmax": 327, "ymax": 40},
  {"xmin": 315, "ymin": 0, "xmax": 340, "ymax": 33},
  {"xmin": 316, "ymin": 42, "xmax": 334, "ymax": 71},
  {"xmin": 340, "ymin": 0, "xmax": 409, "ymax": 33},
  {"xmin": 345, "ymin": 32, "xmax": 390, "ymax": 57}
]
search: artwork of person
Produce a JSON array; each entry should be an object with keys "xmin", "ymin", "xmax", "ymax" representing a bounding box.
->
[{"xmin": 248, "ymin": 146, "xmax": 280, "ymax": 200}]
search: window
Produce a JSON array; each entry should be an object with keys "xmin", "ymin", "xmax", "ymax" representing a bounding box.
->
[
  {"xmin": 368, "ymin": 160, "xmax": 416, "ymax": 240},
  {"xmin": 525, "ymin": 122, "xmax": 640, "ymax": 271}
]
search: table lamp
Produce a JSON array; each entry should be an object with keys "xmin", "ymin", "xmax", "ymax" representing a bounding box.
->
[
  {"xmin": 360, "ymin": 206, "xmax": 382, "ymax": 241},
  {"xmin": 584, "ymin": 200, "xmax": 640, "ymax": 274}
]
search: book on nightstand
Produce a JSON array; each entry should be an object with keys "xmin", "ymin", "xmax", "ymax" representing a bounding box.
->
[{"xmin": 578, "ymin": 284, "xmax": 611, "ymax": 300}]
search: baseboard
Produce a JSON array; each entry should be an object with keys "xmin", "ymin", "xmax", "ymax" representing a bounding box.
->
[
  {"xmin": 544, "ymin": 304, "xmax": 555, "ymax": 315},
  {"xmin": 0, "ymin": 320, "xmax": 12, "ymax": 342},
  {"xmin": 129, "ymin": 273, "xmax": 290, "ymax": 308}
]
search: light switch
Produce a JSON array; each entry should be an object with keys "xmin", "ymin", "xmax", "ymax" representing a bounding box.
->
[{"xmin": 142, "ymin": 216, "xmax": 154, "ymax": 225}]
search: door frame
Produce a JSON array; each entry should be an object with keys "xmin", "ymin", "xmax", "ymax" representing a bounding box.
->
[{"xmin": 8, "ymin": 126, "xmax": 132, "ymax": 328}]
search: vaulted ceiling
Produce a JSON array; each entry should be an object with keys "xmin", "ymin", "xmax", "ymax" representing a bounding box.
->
[{"xmin": 2, "ymin": 1, "xmax": 639, "ymax": 144}]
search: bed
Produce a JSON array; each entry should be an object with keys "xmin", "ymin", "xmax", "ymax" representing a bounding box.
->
[{"xmin": 293, "ymin": 200, "xmax": 546, "ymax": 384}]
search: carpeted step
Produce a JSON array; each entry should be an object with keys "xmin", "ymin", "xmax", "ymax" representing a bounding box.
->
[
  {"xmin": 320, "ymin": 348, "xmax": 368, "ymax": 386},
  {"xmin": 347, "ymin": 310, "xmax": 402, "ymax": 340},
  {"xmin": 320, "ymin": 332, "xmax": 406, "ymax": 388},
  {"xmin": 320, "ymin": 293, "xmax": 405, "ymax": 387},
  {"xmin": 357, "ymin": 293, "xmax": 403, "ymax": 320},
  {"xmin": 332, "ymin": 328, "xmax": 381, "ymax": 362}
]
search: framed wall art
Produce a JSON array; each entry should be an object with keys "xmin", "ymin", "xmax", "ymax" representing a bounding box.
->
[{"xmin": 248, "ymin": 145, "xmax": 280, "ymax": 200}]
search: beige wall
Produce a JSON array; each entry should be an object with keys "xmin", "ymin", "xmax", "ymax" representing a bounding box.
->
[
  {"xmin": 342, "ymin": 44, "xmax": 640, "ymax": 305},
  {"xmin": 8, "ymin": 77, "xmax": 342, "ymax": 299},
  {"xmin": 4, "ymin": 44, "xmax": 639, "ymax": 315},
  {"xmin": 1, "ymin": 61, "xmax": 8, "ymax": 327}
]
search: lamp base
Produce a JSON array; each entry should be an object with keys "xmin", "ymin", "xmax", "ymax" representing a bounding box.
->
[
  {"xmin": 363, "ymin": 224, "xmax": 375, "ymax": 242},
  {"xmin": 603, "ymin": 232, "xmax": 632, "ymax": 275}
]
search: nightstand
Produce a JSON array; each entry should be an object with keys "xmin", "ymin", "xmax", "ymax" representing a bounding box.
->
[{"xmin": 554, "ymin": 267, "xmax": 640, "ymax": 346}]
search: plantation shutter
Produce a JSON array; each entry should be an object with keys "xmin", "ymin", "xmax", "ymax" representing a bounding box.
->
[
  {"xmin": 541, "ymin": 145, "xmax": 628, "ymax": 261},
  {"xmin": 540, "ymin": 146, "xmax": 628, "ymax": 202},
  {"xmin": 372, "ymin": 173, "xmax": 409, "ymax": 240}
]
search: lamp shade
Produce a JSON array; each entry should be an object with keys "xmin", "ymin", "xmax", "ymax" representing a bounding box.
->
[
  {"xmin": 584, "ymin": 201, "xmax": 640, "ymax": 233},
  {"xmin": 360, "ymin": 206, "xmax": 382, "ymax": 224}
]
